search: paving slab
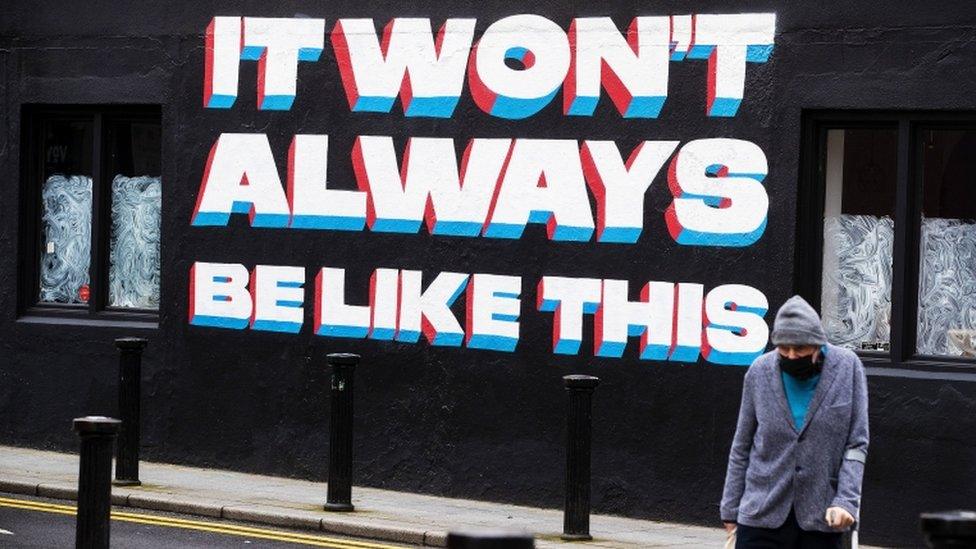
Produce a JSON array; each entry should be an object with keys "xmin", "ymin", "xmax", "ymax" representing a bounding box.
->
[{"xmin": 0, "ymin": 445, "xmax": 867, "ymax": 548}]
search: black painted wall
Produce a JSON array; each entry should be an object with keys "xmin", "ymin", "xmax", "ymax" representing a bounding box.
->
[{"xmin": 2, "ymin": 2, "xmax": 976, "ymax": 546}]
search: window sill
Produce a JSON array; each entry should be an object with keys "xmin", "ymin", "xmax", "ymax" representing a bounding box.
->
[
  {"xmin": 861, "ymin": 356, "xmax": 976, "ymax": 382},
  {"xmin": 17, "ymin": 314, "xmax": 158, "ymax": 330}
]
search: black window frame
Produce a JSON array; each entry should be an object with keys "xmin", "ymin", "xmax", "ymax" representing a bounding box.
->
[
  {"xmin": 19, "ymin": 104, "xmax": 162, "ymax": 324},
  {"xmin": 797, "ymin": 110, "xmax": 976, "ymax": 371}
]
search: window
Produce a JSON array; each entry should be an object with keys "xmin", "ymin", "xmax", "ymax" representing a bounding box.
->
[
  {"xmin": 798, "ymin": 112, "xmax": 976, "ymax": 367},
  {"xmin": 819, "ymin": 126, "xmax": 897, "ymax": 352},
  {"xmin": 916, "ymin": 128, "xmax": 976, "ymax": 358},
  {"xmin": 20, "ymin": 106, "xmax": 161, "ymax": 322}
]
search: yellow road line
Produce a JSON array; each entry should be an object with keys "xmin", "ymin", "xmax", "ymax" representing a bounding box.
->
[
  {"xmin": 0, "ymin": 500, "xmax": 76, "ymax": 516},
  {"xmin": 0, "ymin": 496, "xmax": 405, "ymax": 549},
  {"xmin": 95, "ymin": 514, "xmax": 370, "ymax": 548},
  {"xmin": 0, "ymin": 497, "xmax": 75, "ymax": 512}
]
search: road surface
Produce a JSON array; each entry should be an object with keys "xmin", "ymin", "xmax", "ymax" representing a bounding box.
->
[{"xmin": 0, "ymin": 494, "xmax": 410, "ymax": 548}]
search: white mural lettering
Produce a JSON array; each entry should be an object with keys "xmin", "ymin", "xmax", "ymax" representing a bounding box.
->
[{"xmin": 193, "ymin": 11, "xmax": 780, "ymax": 365}]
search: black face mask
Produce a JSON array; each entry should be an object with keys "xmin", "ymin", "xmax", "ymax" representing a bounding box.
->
[{"xmin": 779, "ymin": 354, "xmax": 822, "ymax": 380}]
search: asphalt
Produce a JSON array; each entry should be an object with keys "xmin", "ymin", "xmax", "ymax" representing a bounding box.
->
[{"xmin": 0, "ymin": 445, "xmax": 865, "ymax": 548}]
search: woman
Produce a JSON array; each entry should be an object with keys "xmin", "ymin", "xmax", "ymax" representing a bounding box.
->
[{"xmin": 720, "ymin": 296, "xmax": 869, "ymax": 548}]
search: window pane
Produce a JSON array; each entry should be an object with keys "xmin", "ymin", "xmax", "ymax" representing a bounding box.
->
[
  {"xmin": 820, "ymin": 128, "xmax": 898, "ymax": 351},
  {"xmin": 108, "ymin": 121, "xmax": 161, "ymax": 309},
  {"xmin": 39, "ymin": 119, "xmax": 93, "ymax": 305},
  {"xmin": 916, "ymin": 129, "xmax": 976, "ymax": 357}
]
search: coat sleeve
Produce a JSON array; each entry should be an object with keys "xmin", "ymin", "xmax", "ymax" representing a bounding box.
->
[
  {"xmin": 720, "ymin": 366, "xmax": 758, "ymax": 522},
  {"xmin": 830, "ymin": 357, "xmax": 869, "ymax": 520}
]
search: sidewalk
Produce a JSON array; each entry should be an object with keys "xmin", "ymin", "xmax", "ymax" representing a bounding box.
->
[{"xmin": 0, "ymin": 445, "xmax": 734, "ymax": 548}]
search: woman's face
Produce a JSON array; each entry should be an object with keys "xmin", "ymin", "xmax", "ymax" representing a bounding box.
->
[{"xmin": 777, "ymin": 345, "xmax": 819, "ymax": 360}]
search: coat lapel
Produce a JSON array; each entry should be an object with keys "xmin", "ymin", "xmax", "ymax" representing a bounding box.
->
[
  {"xmin": 798, "ymin": 346, "xmax": 841, "ymax": 436},
  {"xmin": 766, "ymin": 359, "xmax": 798, "ymax": 433}
]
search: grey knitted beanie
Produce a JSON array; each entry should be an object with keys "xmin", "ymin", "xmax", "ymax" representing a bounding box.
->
[{"xmin": 770, "ymin": 295, "xmax": 828, "ymax": 346}]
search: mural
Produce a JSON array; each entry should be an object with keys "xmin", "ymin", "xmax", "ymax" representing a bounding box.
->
[
  {"xmin": 10, "ymin": 6, "xmax": 976, "ymax": 546},
  {"xmin": 205, "ymin": 14, "xmax": 775, "ymax": 117},
  {"xmin": 191, "ymin": 12, "xmax": 779, "ymax": 366},
  {"xmin": 39, "ymin": 175, "xmax": 92, "ymax": 304}
]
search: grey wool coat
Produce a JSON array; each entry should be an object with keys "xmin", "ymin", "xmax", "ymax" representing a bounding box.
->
[{"xmin": 720, "ymin": 344, "xmax": 869, "ymax": 532}]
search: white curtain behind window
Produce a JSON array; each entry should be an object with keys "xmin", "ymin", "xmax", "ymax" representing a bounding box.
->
[
  {"xmin": 109, "ymin": 175, "xmax": 162, "ymax": 309},
  {"xmin": 821, "ymin": 214, "xmax": 894, "ymax": 350},
  {"xmin": 39, "ymin": 174, "xmax": 92, "ymax": 304},
  {"xmin": 917, "ymin": 216, "xmax": 976, "ymax": 356}
]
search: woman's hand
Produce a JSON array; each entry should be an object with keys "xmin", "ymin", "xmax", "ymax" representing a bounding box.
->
[
  {"xmin": 723, "ymin": 521, "xmax": 737, "ymax": 533},
  {"xmin": 825, "ymin": 506, "xmax": 855, "ymax": 529}
]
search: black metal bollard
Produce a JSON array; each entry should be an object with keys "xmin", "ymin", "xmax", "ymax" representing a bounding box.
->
[
  {"xmin": 114, "ymin": 337, "xmax": 147, "ymax": 486},
  {"xmin": 562, "ymin": 375, "xmax": 599, "ymax": 541},
  {"xmin": 920, "ymin": 510, "xmax": 976, "ymax": 548},
  {"xmin": 447, "ymin": 530, "xmax": 535, "ymax": 548},
  {"xmin": 74, "ymin": 416, "xmax": 121, "ymax": 549},
  {"xmin": 324, "ymin": 352, "xmax": 359, "ymax": 512}
]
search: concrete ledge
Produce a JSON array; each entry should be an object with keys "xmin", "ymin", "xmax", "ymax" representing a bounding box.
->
[
  {"xmin": 319, "ymin": 518, "xmax": 429, "ymax": 546},
  {"xmin": 222, "ymin": 506, "xmax": 322, "ymax": 531},
  {"xmin": 36, "ymin": 483, "xmax": 76, "ymax": 500},
  {"xmin": 126, "ymin": 494, "xmax": 224, "ymax": 519},
  {"xmin": 0, "ymin": 480, "xmax": 39, "ymax": 496},
  {"xmin": 423, "ymin": 530, "xmax": 449, "ymax": 547}
]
